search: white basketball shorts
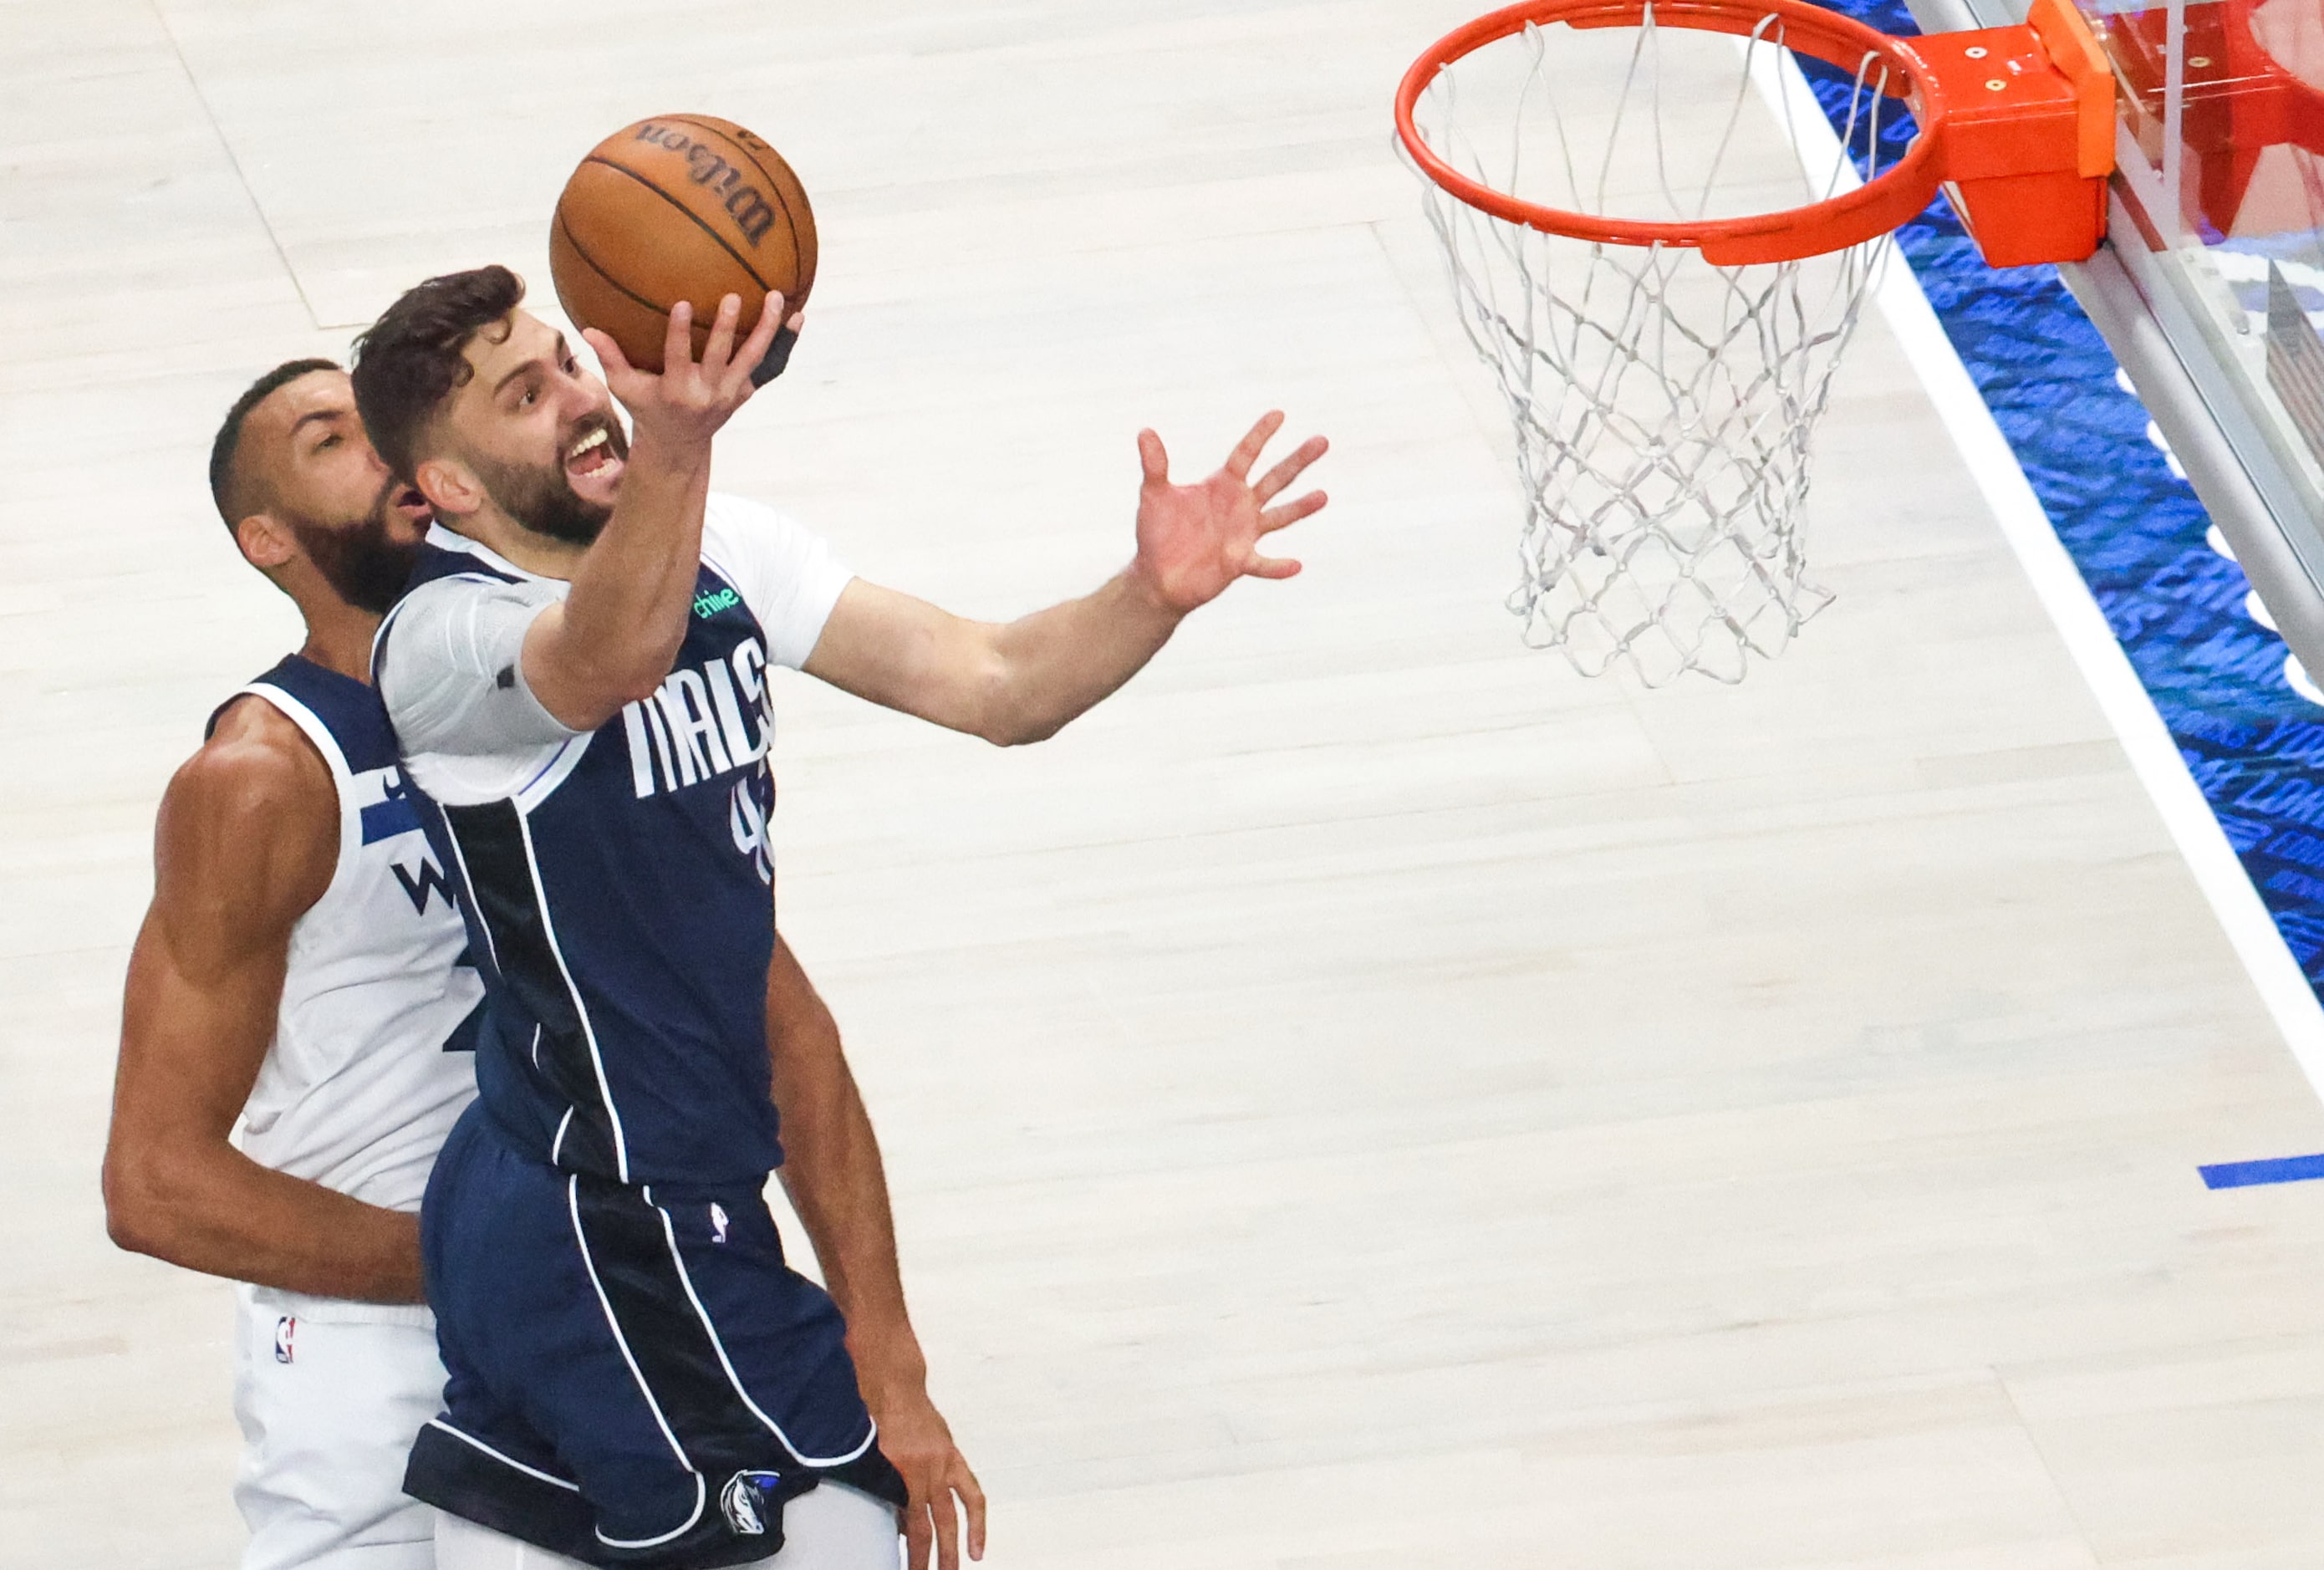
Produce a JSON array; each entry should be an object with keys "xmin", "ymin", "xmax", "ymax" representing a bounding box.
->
[{"xmin": 232, "ymin": 1283, "xmax": 447, "ymax": 1570}]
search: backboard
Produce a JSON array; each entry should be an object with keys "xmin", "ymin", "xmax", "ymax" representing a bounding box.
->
[{"xmin": 1911, "ymin": 0, "xmax": 2324, "ymax": 681}]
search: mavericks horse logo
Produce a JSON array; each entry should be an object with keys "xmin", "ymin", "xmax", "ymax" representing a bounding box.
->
[{"xmin": 720, "ymin": 1470, "xmax": 786, "ymax": 1536}]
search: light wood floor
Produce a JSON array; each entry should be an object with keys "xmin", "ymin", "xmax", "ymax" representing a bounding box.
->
[{"xmin": 8, "ymin": 2, "xmax": 2324, "ymax": 1565}]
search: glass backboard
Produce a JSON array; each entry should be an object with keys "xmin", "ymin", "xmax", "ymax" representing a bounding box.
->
[
  {"xmin": 1913, "ymin": 0, "xmax": 2324, "ymax": 676},
  {"xmin": 2094, "ymin": 0, "xmax": 2324, "ymax": 497}
]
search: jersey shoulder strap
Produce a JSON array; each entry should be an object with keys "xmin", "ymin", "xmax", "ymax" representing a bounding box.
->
[
  {"xmin": 212, "ymin": 654, "xmax": 398, "ymax": 773},
  {"xmin": 206, "ymin": 655, "xmax": 386, "ymax": 874}
]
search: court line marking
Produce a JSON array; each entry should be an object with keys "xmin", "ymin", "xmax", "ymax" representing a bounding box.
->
[
  {"xmin": 2199, "ymin": 1153, "xmax": 2324, "ymax": 1190},
  {"xmin": 1873, "ymin": 266, "xmax": 2324, "ymax": 1101},
  {"xmin": 1752, "ymin": 49, "xmax": 2324, "ymax": 1109}
]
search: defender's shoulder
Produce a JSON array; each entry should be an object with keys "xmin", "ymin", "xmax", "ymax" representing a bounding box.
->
[
  {"xmin": 168, "ymin": 696, "xmax": 337, "ymax": 846},
  {"xmin": 145, "ymin": 696, "xmax": 339, "ymax": 954}
]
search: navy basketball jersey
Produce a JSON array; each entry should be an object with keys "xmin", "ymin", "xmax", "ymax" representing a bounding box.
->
[{"xmin": 375, "ymin": 502, "xmax": 853, "ymax": 1187}]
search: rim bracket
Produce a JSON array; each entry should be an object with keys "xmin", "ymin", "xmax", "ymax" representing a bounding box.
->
[{"xmin": 1907, "ymin": 0, "xmax": 2114, "ymax": 266}]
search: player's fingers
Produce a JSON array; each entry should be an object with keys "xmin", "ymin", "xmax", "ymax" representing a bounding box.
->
[
  {"xmin": 1259, "ymin": 490, "xmax": 1328, "ymax": 533},
  {"xmin": 931, "ymin": 1483, "xmax": 962, "ymax": 1570},
  {"xmin": 1137, "ymin": 428, "xmax": 1170, "ymax": 484},
  {"xmin": 1224, "ymin": 410, "xmax": 1286, "ymax": 480},
  {"xmin": 661, "ymin": 300, "xmax": 696, "ymax": 377},
  {"xmin": 1252, "ymin": 435, "xmax": 1330, "ymax": 503},
  {"xmin": 1244, "ymin": 551, "xmax": 1302, "ymax": 580},
  {"xmin": 721, "ymin": 291, "xmax": 785, "ymax": 397},
  {"xmin": 903, "ymin": 1492, "xmax": 933, "ymax": 1570},
  {"xmin": 580, "ymin": 328, "xmax": 635, "ymax": 385},
  {"xmin": 700, "ymin": 293, "xmax": 744, "ymax": 380},
  {"xmin": 956, "ymin": 1460, "xmax": 989, "ymax": 1561}
]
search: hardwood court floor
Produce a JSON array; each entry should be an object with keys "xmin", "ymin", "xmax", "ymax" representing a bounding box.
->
[{"xmin": 6, "ymin": 2, "xmax": 2324, "ymax": 1565}]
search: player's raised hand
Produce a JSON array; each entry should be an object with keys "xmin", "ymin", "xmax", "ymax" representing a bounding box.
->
[
  {"xmin": 581, "ymin": 290, "xmax": 796, "ymax": 449},
  {"xmin": 1129, "ymin": 411, "xmax": 1329, "ymax": 615}
]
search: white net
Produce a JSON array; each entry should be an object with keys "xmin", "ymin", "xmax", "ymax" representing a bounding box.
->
[{"xmin": 1405, "ymin": 9, "xmax": 1909, "ymax": 684}]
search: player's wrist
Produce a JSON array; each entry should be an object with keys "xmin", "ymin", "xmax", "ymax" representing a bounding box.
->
[
  {"xmin": 845, "ymin": 1323, "xmax": 930, "ymax": 1394},
  {"xmin": 1122, "ymin": 555, "xmax": 1192, "ymax": 622},
  {"xmin": 619, "ymin": 415, "xmax": 716, "ymax": 471}
]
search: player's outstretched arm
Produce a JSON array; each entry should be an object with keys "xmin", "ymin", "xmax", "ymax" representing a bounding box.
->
[
  {"xmin": 103, "ymin": 701, "xmax": 426, "ymax": 1302},
  {"xmin": 765, "ymin": 935, "xmax": 986, "ymax": 1570},
  {"xmin": 522, "ymin": 293, "xmax": 789, "ymax": 731},
  {"xmin": 802, "ymin": 410, "xmax": 1328, "ymax": 744}
]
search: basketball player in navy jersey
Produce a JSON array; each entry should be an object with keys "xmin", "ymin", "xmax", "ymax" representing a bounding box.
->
[
  {"xmin": 104, "ymin": 361, "xmax": 487, "ymax": 1570},
  {"xmin": 351, "ymin": 268, "xmax": 1328, "ymax": 1570}
]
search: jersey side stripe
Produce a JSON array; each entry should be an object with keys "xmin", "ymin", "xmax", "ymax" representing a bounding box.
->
[
  {"xmin": 434, "ymin": 810, "xmax": 501, "ymax": 979},
  {"xmin": 513, "ymin": 806, "xmax": 629, "ymax": 1180},
  {"xmin": 440, "ymin": 799, "xmax": 624, "ymax": 1177}
]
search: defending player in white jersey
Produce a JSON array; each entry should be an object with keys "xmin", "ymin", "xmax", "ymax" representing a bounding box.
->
[{"xmin": 104, "ymin": 360, "xmax": 487, "ymax": 1570}]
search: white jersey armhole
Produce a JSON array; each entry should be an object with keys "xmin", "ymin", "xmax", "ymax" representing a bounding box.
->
[{"xmin": 231, "ymin": 683, "xmax": 357, "ymax": 880}]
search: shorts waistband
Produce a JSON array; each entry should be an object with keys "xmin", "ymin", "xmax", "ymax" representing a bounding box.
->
[
  {"xmin": 241, "ymin": 1282, "xmax": 437, "ymax": 1329},
  {"xmin": 471, "ymin": 1099, "xmax": 774, "ymax": 1202}
]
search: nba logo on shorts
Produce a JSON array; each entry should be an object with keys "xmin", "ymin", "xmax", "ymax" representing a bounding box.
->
[
  {"xmin": 719, "ymin": 1470, "xmax": 784, "ymax": 1536},
  {"xmin": 273, "ymin": 1316, "xmax": 296, "ymax": 1365},
  {"xmin": 710, "ymin": 1202, "xmax": 731, "ymax": 1244}
]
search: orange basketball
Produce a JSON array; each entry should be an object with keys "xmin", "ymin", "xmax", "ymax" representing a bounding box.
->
[{"xmin": 549, "ymin": 115, "xmax": 817, "ymax": 373}]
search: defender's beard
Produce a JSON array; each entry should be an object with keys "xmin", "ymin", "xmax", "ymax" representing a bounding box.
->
[
  {"xmin": 285, "ymin": 486, "xmax": 425, "ymax": 615},
  {"xmin": 471, "ymin": 415, "xmax": 626, "ymax": 548}
]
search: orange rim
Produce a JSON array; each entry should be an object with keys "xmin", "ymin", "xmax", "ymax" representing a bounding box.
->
[{"xmin": 1394, "ymin": 0, "xmax": 1949, "ymax": 263}]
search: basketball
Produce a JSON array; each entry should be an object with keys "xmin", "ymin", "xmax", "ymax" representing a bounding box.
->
[{"xmin": 548, "ymin": 114, "xmax": 816, "ymax": 373}]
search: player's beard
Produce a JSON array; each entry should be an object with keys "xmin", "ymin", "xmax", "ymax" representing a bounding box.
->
[
  {"xmin": 284, "ymin": 483, "xmax": 426, "ymax": 615},
  {"xmin": 471, "ymin": 413, "xmax": 626, "ymax": 548}
]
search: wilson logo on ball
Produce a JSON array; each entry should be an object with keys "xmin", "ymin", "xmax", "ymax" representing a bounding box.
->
[
  {"xmin": 550, "ymin": 113, "xmax": 817, "ymax": 374},
  {"xmin": 632, "ymin": 123, "xmax": 779, "ymax": 247}
]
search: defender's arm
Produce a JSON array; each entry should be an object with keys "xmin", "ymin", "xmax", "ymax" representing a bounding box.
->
[
  {"xmin": 766, "ymin": 935, "xmax": 986, "ymax": 1570},
  {"xmin": 103, "ymin": 700, "xmax": 426, "ymax": 1303},
  {"xmin": 803, "ymin": 411, "xmax": 1327, "ymax": 744}
]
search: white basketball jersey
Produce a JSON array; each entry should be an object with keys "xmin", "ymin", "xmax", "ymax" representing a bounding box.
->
[{"xmin": 223, "ymin": 656, "xmax": 482, "ymax": 1213}]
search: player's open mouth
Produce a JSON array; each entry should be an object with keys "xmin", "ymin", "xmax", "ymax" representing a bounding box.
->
[{"xmin": 566, "ymin": 426, "xmax": 621, "ymax": 482}]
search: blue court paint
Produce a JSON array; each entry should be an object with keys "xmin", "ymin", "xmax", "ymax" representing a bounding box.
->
[
  {"xmin": 2198, "ymin": 1153, "xmax": 2324, "ymax": 1189},
  {"xmin": 1800, "ymin": 1, "xmax": 2324, "ymax": 993}
]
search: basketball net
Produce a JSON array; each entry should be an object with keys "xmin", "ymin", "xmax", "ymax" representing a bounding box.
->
[{"xmin": 1404, "ymin": 11, "xmax": 1904, "ymax": 684}]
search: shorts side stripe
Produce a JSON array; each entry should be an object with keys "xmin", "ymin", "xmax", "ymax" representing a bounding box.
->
[
  {"xmin": 565, "ymin": 1175, "xmax": 707, "ymax": 1549},
  {"xmin": 594, "ymin": 1476, "xmax": 707, "ymax": 1553},
  {"xmin": 423, "ymin": 1418, "xmax": 583, "ymax": 1492},
  {"xmin": 645, "ymin": 1187, "xmax": 874, "ymax": 1469}
]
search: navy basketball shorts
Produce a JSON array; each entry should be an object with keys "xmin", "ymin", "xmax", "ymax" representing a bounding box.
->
[{"xmin": 407, "ymin": 1104, "xmax": 905, "ymax": 1567}]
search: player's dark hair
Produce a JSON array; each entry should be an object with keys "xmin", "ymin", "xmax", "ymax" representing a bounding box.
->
[
  {"xmin": 209, "ymin": 358, "xmax": 342, "ymax": 533},
  {"xmin": 349, "ymin": 265, "xmax": 527, "ymax": 482}
]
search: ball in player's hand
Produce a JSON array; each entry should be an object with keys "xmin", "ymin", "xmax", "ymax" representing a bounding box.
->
[{"xmin": 550, "ymin": 115, "xmax": 815, "ymax": 372}]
